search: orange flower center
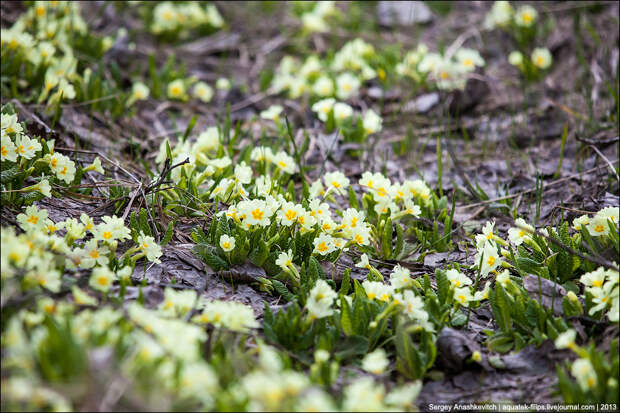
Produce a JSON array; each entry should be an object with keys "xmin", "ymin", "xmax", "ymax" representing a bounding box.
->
[{"xmin": 251, "ymin": 209, "xmax": 264, "ymax": 220}]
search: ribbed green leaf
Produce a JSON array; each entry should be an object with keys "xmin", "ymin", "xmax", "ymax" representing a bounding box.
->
[
  {"xmin": 160, "ymin": 218, "xmax": 176, "ymax": 246},
  {"xmin": 340, "ymin": 296, "xmax": 354, "ymax": 336},
  {"xmin": 435, "ymin": 269, "xmax": 450, "ymax": 304},
  {"xmin": 192, "ymin": 244, "xmax": 228, "ymax": 271},
  {"xmin": 0, "ymin": 167, "xmax": 23, "ymax": 184},
  {"xmin": 272, "ymin": 280, "xmax": 296, "ymax": 302}
]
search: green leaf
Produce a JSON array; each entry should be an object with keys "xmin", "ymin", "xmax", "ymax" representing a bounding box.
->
[
  {"xmin": 190, "ymin": 227, "xmax": 209, "ymax": 244},
  {"xmin": 334, "ymin": 335, "xmax": 368, "ymax": 360},
  {"xmin": 494, "ymin": 284, "xmax": 512, "ymax": 333},
  {"xmin": 160, "ymin": 218, "xmax": 176, "ymax": 246},
  {"xmin": 340, "ymin": 268, "xmax": 351, "ymax": 296},
  {"xmin": 249, "ymin": 239, "xmax": 269, "ymax": 267},
  {"xmin": 352, "ymin": 294, "xmax": 369, "ymax": 335},
  {"xmin": 129, "ymin": 211, "xmax": 140, "ymax": 242},
  {"xmin": 395, "ymin": 321, "xmax": 422, "ymax": 379},
  {"xmin": 450, "ymin": 310, "xmax": 467, "ymax": 327},
  {"xmin": 0, "ymin": 167, "xmax": 23, "ymax": 184},
  {"xmin": 382, "ymin": 218, "xmax": 393, "ymax": 259},
  {"xmin": 308, "ymin": 256, "xmax": 321, "ymax": 285},
  {"xmin": 516, "ymin": 256, "xmax": 543, "ymax": 275},
  {"xmin": 272, "ymin": 279, "xmax": 296, "ymax": 302},
  {"xmin": 340, "ymin": 296, "xmax": 354, "ymax": 336},
  {"xmin": 348, "ymin": 185, "xmax": 360, "ymax": 210},
  {"xmin": 487, "ymin": 332, "xmax": 514, "ymax": 353},
  {"xmin": 435, "ymin": 269, "xmax": 450, "ymax": 304},
  {"xmin": 192, "ymin": 244, "xmax": 228, "ymax": 271},
  {"xmin": 181, "ymin": 115, "xmax": 197, "ymax": 143},
  {"xmin": 138, "ymin": 208, "xmax": 152, "ymax": 237}
]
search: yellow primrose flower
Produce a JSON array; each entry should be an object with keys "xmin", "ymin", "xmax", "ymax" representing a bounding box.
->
[
  {"xmin": 1, "ymin": 131, "xmax": 17, "ymax": 162},
  {"xmin": 455, "ymin": 48, "xmax": 485, "ymax": 71},
  {"xmin": 301, "ymin": 11, "xmax": 329, "ymax": 33},
  {"xmin": 390, "ymin": 264, "xmax": 413, "ymax": 289},
  {"xmin": 167, "ymin": 79, "xmax": 186, "ymax": 100},
  {"xmin": 307, "ymin": 279, "xmax": 337, "ymax": 319},
  {"xmin": 14, "ymin": 134, "xmax": 42, "ymax": 160},
  {"xmin": 531, "ymin": 47, "xmax": 552, "ymax": 70},
  {"xmin": 311, "ymin": 98, "xmax": 336, "ymax": 122},
  {"xmin": 587, "ymin": 215, "xmax": 610, "ymax": 237},
  {"xmin": 275, "ymin": 249, "xmax": 294, "ymax": 271},
  {"xmin": 89, "ymin": 266, "xmax": 116, "ymax": 293},
  {"xmin": 272, "ymin": 151, "xmax": 296, "ymax": 175},
  {"xmin": 477, "ymin": 241, "xmax": 501, "ymax": 275},
  {"xmin": 81, "ymin": 239, "xmax": 110, "ymax": 268},
  {"xmin": 260, "ymin": 105, "xmax": 283, "ymax": 122},
  {"xmin": 507, "ymin": 218, "xmax": 534, "ymax": 245},
  {"xmin": 192, "ymin": 81, "xmax": 213, "ymax": 103},
  {"xmin": 554, "ymin": 329, "xmax": 577, "ymax": 350},
  {"xmin": 571, "ymin": 358, "xmax": 597, "ymax": 391},
  {"xmin": 215, "ymin": 77, "xmax": 231, "ymax": 91},
  {"xmin": 596, "ymin": 207, "xmax": 619, "ymax": 225},
  {"xmin": 313, "ymin": 233, "xmax": 336, "ymax": 255},
  {"xmin": 446, "ymin": 269, "xmax": 472, "ymax": 288},
  {"xmin": 17, "ymin": 205, "xmax": 48, "ymax": 233},
  {"xmin": 508, "ymin": 50, "xmax": 523, "ymax": 66},
  {"xmin": 84, "ymin": 157, "xmax": 104, "ymax": 174},
  {"xmin": 362, "ymin": 109, "xmax": 382, "ymax": 135},
  {"xmin": 138, "ymin": 232, "xmax": 163, "ymax": 263},
  {"xmin": 72, "ymin": 286, "xmax": 97, "ymax": 306},
  {"xmin": 219, "ymin": 234, "xmax": 235, "ymax": 252},
  {"xmin": 127, "ymin": 82, "xmax": 150, "ymax": 106},
  {"xmin": 312, "ymin": 76, "xmax": 334, "ymax": 97},
  {"xmin": 361, "ymin": 349, "xmax": 389, "ymax": 375},
  {"xmin": 323, "ymin": 171, "xmax": 350, "ymax": 196},
  {"xmin": 277, "ymin": 201, "xmax": 302, "ymax": 227},
  {"xmin": 515, "ymin": 5, "xmax": 538, "ymax": 27},
  {"xmin": 454, "ymin": 287, "xmax": 474, "ymax": 306},
  {"xmin": 572, "ymin": 214, "xmax": 590, "ymax": 231},
  {"xmin": 335, "ymin": 72, "xmax": 360, "ymax": 100},
  {"xmin": 332, "ymin": 102, "xmax": 354, "ymax": 122}
]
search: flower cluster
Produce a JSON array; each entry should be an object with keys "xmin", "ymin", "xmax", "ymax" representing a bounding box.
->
[
  {"xmin": 1, "ymin": 1, "xmax": 115, "ymax": 108},
  {"xmin": 299, "ymin": 1, "xmax": 338, "ymax": 33},
  {"xmin": 572, "ymin": 207, "xmax": 619, "ymax": 238},
  {"xmin": 1, "ymin": 111, "xmax": 105, "ymax": 201},
  {"xmin": 485, "ymin": 2, "xmax": 552, "ymax": 79},
  {"xmin": 509, "ymin": 47, "xmax": 552, "ymax": 71},
  {"xmin": 192, "ymin": 298, "xmax": 260, "ymax": 332},
  {"xmin": 271, "ymin": 38, "xmax": 377, "ymax": 99},
  {"xmin": 485, "ymin": 1, "xmax": 538, "ymax": 30},
  {"xmin": 396, "ymin": 44, "xmax": 485, "ymax": 90},
  {"xmin": 580, "ymin": 267, "xmax": 619, "ymax": 322},
  {"xmin": 311, "ymin": 98, "xmax": 383, "ymax": 136},
  {"xmin": 2, "ymin": 206, "xmax": 161, "ymax": 297},
  {"xmin": 149, "ymin": 2, "xmax": 224, "ymax": 37}
]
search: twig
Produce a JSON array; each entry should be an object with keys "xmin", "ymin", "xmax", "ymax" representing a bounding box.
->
[
  {"xmin": 229, "ymin": 92, "xmax": 273, "ymax": 112},
  {"xmin": 589, "ymin": 145, "xmax": 620, "ymax": 181},
  {"xmin": 11, "ymin": 98, "xmax": 54, "ymax": 133}
]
